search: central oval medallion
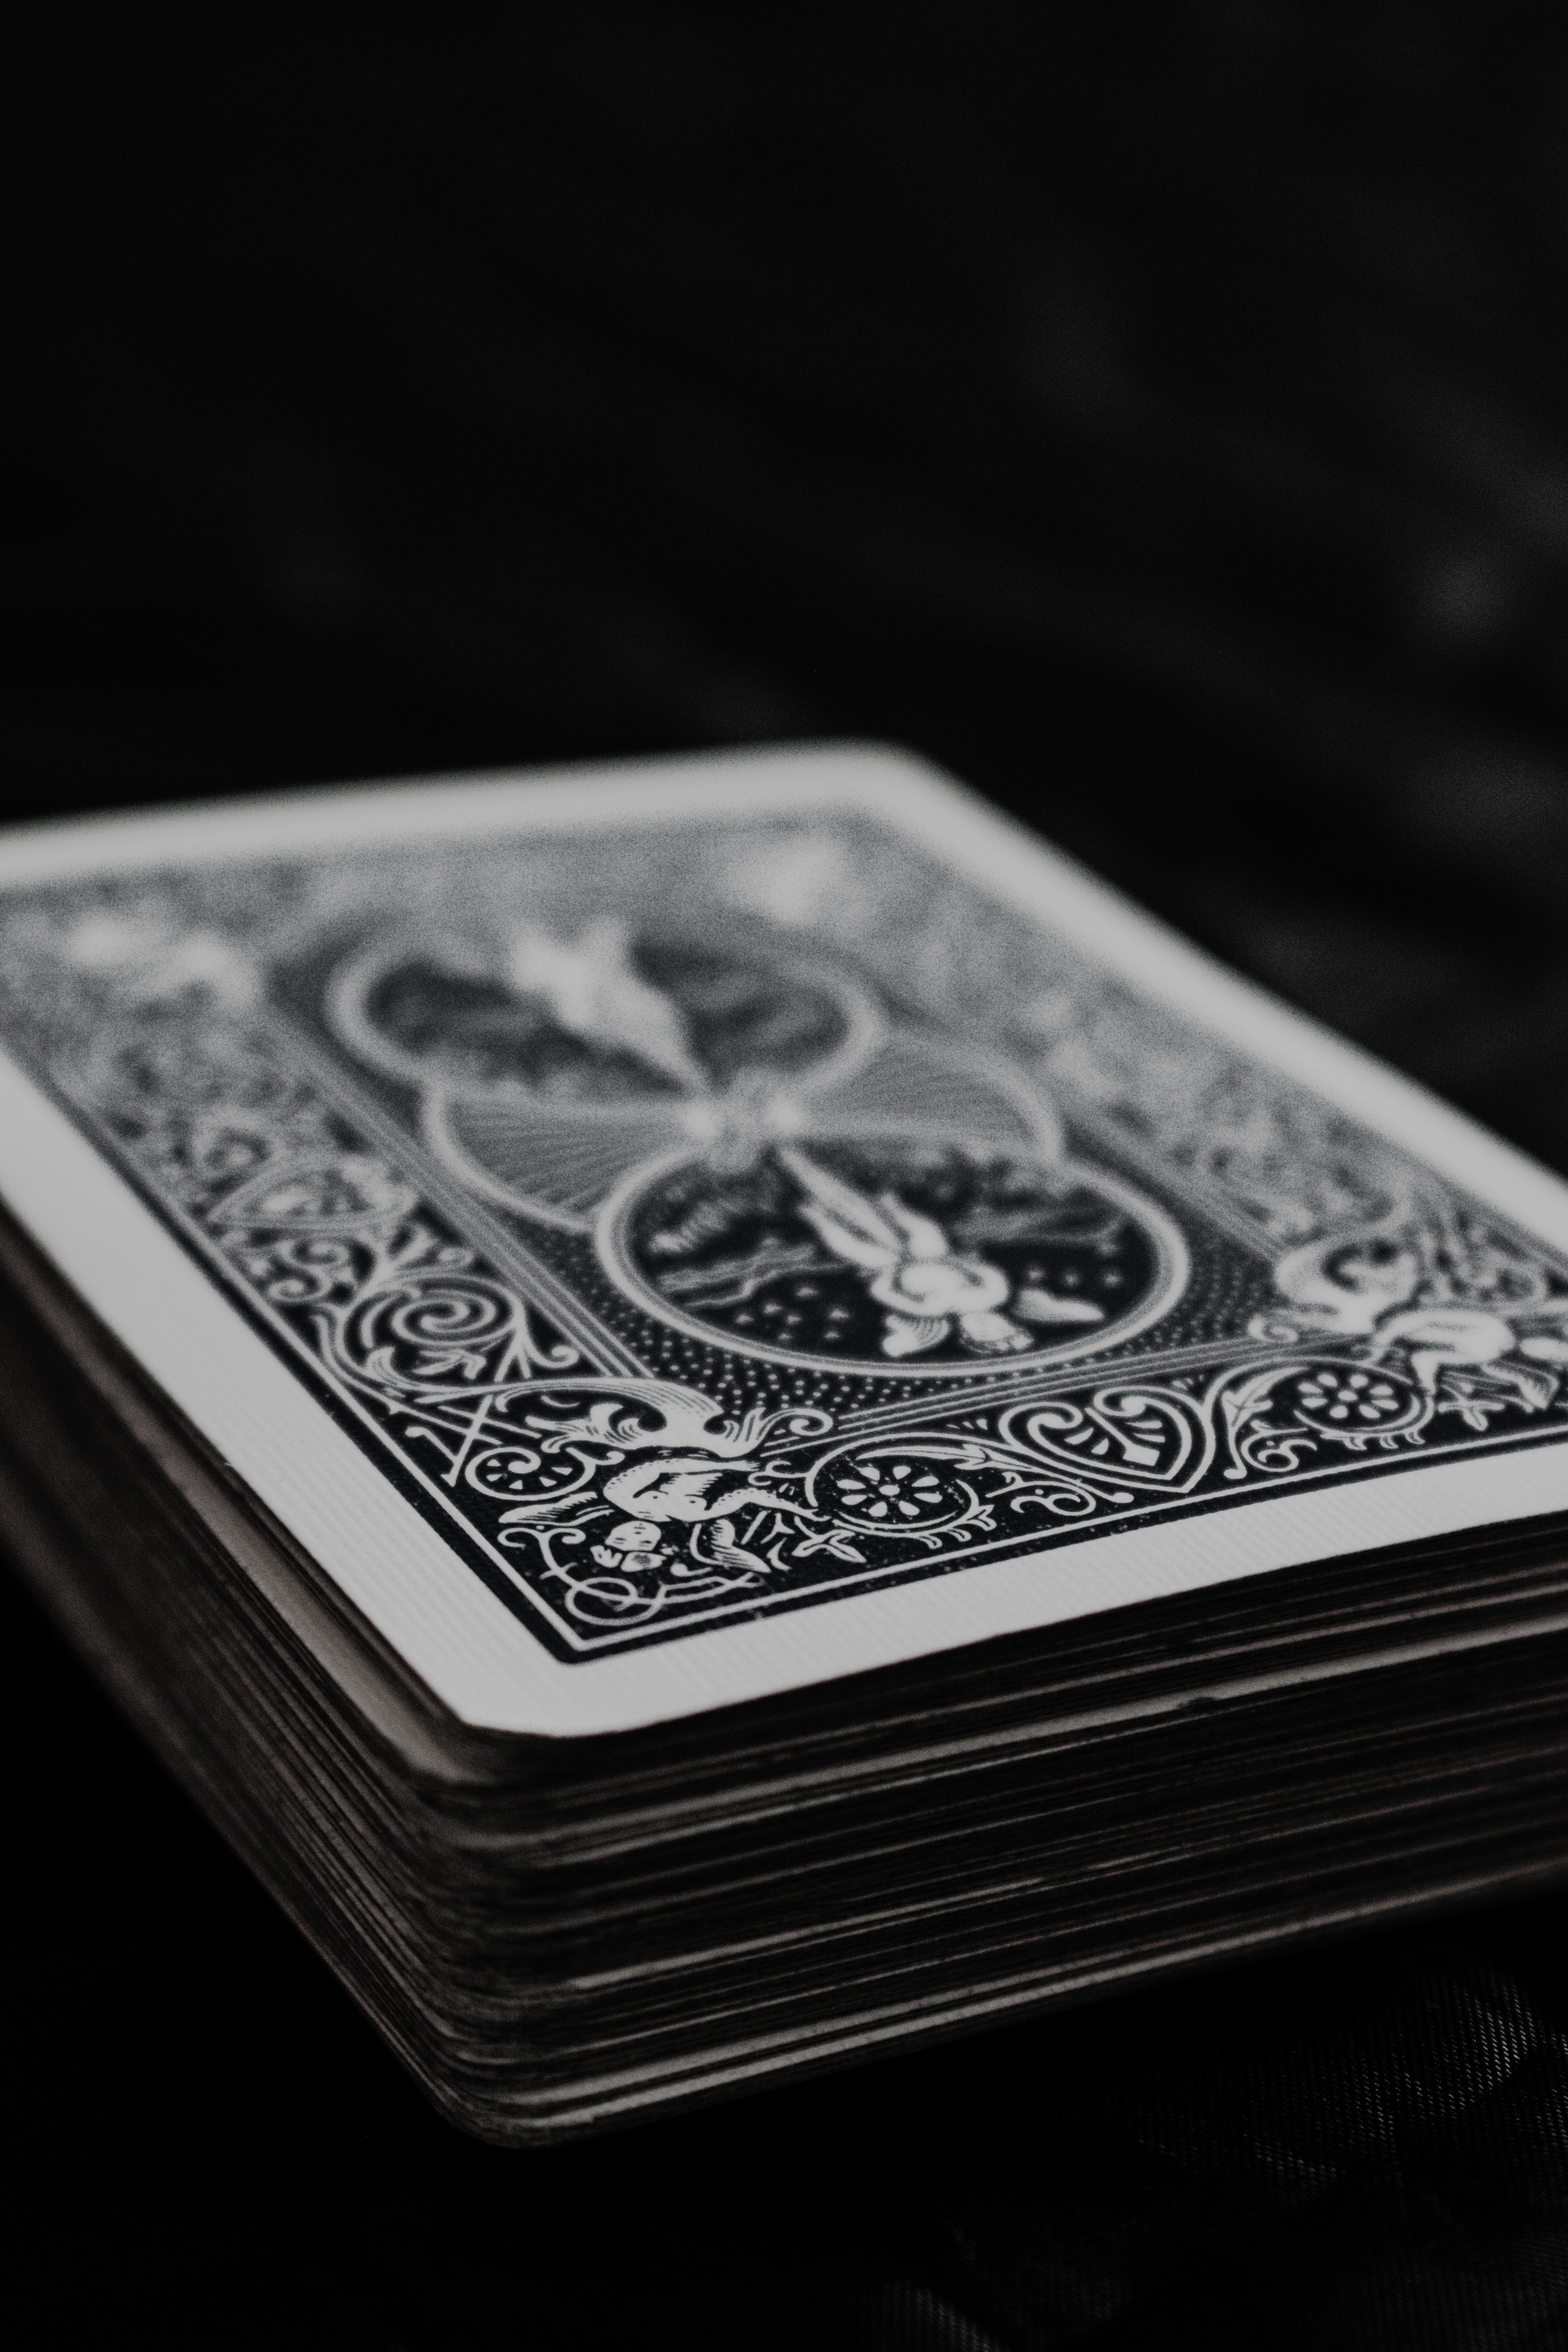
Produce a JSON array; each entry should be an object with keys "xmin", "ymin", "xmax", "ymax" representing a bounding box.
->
[{"xmin": 600, "ymin": 1135, "xmax": 1187, "ymax": 1376}]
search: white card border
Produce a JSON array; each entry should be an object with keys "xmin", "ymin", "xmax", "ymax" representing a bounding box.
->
[{"xmin": 3, "ymin": 742, "xmax": 1567, "ymax": 1737}]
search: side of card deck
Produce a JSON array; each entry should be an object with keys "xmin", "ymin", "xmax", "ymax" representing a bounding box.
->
[{"xmin": 6, "ymin": 1205, "xmax": 1568, "ymax": 2138}]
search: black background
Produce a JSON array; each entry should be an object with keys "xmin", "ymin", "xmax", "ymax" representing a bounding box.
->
[{"xmin": 11, "ymin": 8, "xmax": 1568, "ymax": 2343}]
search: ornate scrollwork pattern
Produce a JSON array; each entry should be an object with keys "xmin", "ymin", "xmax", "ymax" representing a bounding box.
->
[{"xmin": 3, "ymin": 875, "xmax": 1568, "ymax": 1652}]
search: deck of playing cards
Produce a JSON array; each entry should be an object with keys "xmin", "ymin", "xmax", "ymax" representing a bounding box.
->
[{"xmin": 3, "ymin": 745, "xmax": 1568, "ymax": 2141}]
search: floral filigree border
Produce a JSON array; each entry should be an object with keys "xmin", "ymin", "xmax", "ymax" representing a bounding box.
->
[{"xmin": 4, "ymin": 906, "xmax": 1568, "ymax": 1648}]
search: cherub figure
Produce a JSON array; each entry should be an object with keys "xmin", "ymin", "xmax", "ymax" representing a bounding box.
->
[
  {"xmin": 589, "ymin": 1518, "xmax": 668, "ymax": 1575},
  {"xmin": 1258, "ymin": 1214, "xmax": 1565, "ymax": 1412},
  {"xmin": 776, "ymin": 1145, "xmax": 1103, "ymax": 1359}
]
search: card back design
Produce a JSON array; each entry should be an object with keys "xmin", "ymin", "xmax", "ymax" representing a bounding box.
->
[{"xmin": 3, "ymin": 794, "xmax": 1567, "ymax": 1659}]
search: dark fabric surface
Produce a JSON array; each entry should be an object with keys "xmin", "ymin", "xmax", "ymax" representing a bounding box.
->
[{"xmin": 10, "ymin": 8, "xmax": 1568, "ymax": 2343}]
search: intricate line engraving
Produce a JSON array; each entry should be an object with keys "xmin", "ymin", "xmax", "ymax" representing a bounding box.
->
[{"xmin": 2, "ymin": 845, "xmax": 1567, "ymax": 1655}]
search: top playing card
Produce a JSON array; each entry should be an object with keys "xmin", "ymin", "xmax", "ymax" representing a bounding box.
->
[{"xmin": 2, "ymin": 747, "xmax": 1567, "ymax": 1734}]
